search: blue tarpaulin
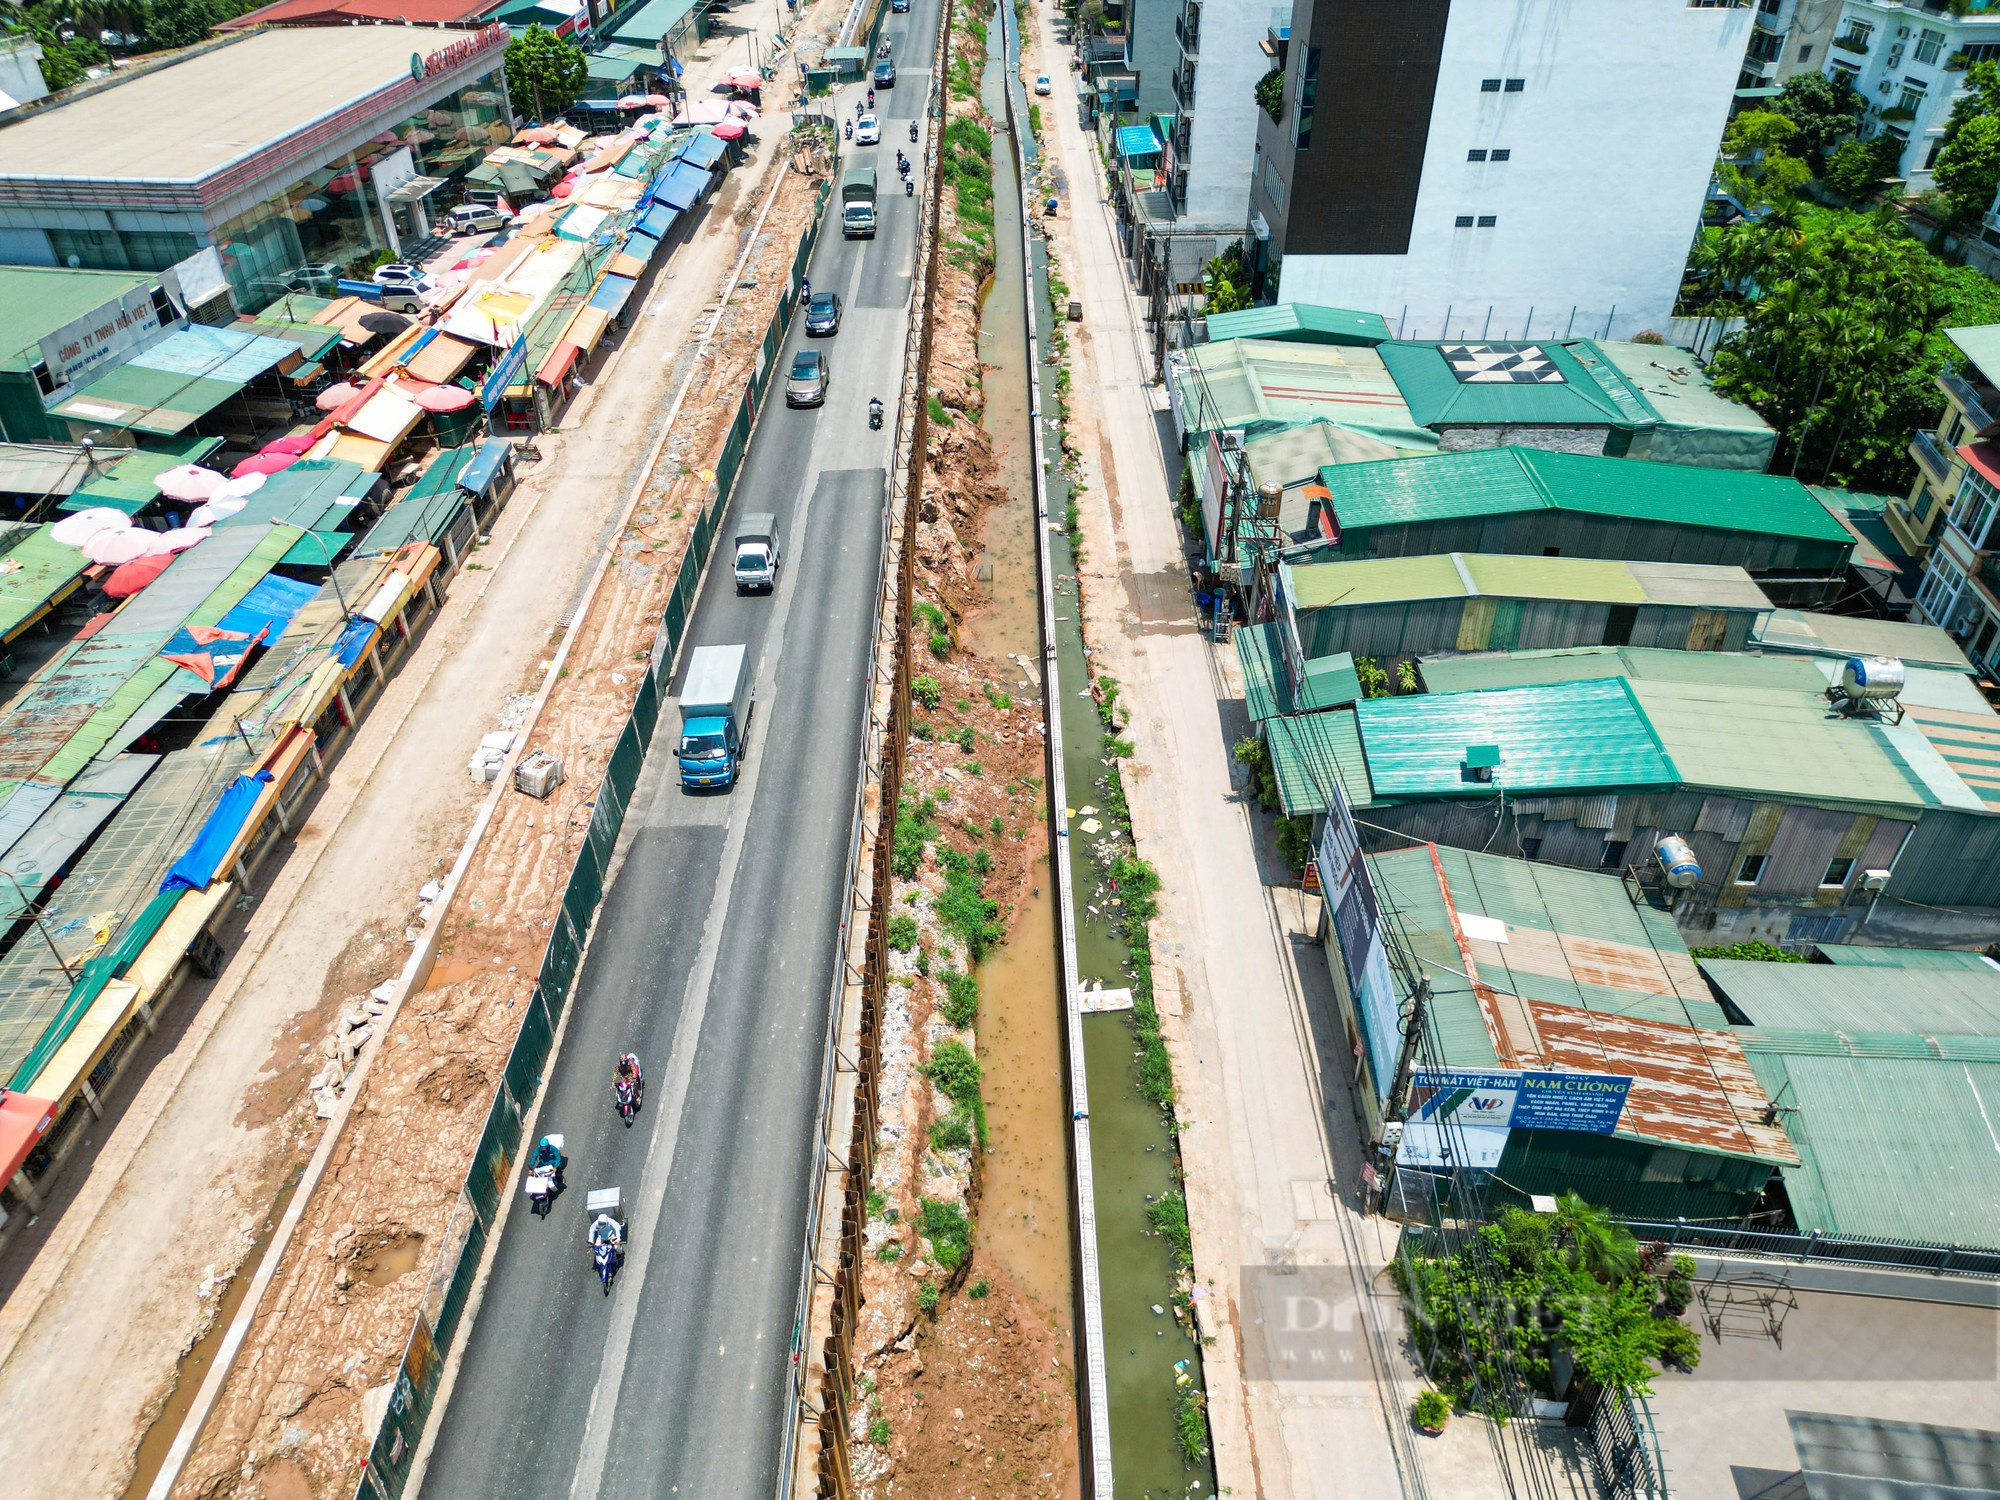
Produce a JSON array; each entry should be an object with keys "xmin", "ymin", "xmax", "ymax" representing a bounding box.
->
[
  {"xmin": 333, "ymin": 616, "xmax": 378, "ymax": 667},
  {"xmin": 622, "ymin": 227, "xmax": 661, "ymax": 265},
  {"xmin": 216, "ymin": 573, "xmax": 320, "ymax": 643},
  {"xmin": 1115, "ymin": 124, "xmax": 1162, "ymax": 161},
  {"xmin": 658, "ymin": 160, "xmax": 711, "ymax": 211},
  {"xmin": 678, "ymin": 131, "xmax": 727, "ymax": 169},
  {"xmin": 639, "ymin": 203, "xmax": 678, "ymax": 238},
  {"xmin": 159, "ymin": 771, "xmax": 272, "ymax": 893},
  {"xmin": 588, "ymin": 273, "xmax": 639, "ymax": 318}
]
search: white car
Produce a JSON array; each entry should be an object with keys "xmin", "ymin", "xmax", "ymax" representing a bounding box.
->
[
  {"xmin": 855, "ymin": 113, "xmax": 881, "ymax": 145},
  {"xmin": 1034, "ymin": 73, "xmax": 1051, "ymax": 96}
]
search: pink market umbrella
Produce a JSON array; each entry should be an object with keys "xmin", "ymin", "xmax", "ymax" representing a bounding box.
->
[
  {"xmin": 262, "ymin": 433, "xmax": 316, "ymax": 456},
  {"xmin": 674, "ymin": 101, "xmax": 729, "ymax": 125},
  {"xmin": 709, "ymin": 119, "xmax": 748, "ymax": 140},
  {"xmin": 316, "ymin": 381, "xmax": 363, "ymax": 412},
  {"xmin": 232, "ymin": 452, "xmax": 298, "ymax": 478},
  {"xmin": 216, "ymin": 472, "xmax": 267, "ymax": 501},
  {"xmin": 726, "ymin": 100, "xmax": 758, "ymax": 119},
  {"xmin": 83, "ymin": 526, "xmax": 155, "ymax": 566},
  {"xmin": 49, "ymin": 507, "xmax": 132, "ymax": 547},
  {"xmin": 189, "ymin": 496, "xmax": 246, "ymax": 526},
  {"xmin": 152, "ymin": 525, "xmax": 210, "ymax": 553},
  {"xmin": 103, "ymin": 551, "xmax": 175, "ymax": 599},
  {"xmin": 414, "ymin": 385, "xmax": 476, "ymax": 413},
  {"xmin": 153, "ymin": 463, "xmax": 226, "ymax": 502},
  {"xmin": 722, "ymin": 68, "xmax": 763, "ymax": 88}
]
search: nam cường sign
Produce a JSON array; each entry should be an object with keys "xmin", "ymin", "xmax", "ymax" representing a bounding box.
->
[{"xmin": 1395, "ymin": 1067, "xmax": 1632, "ymax": 1169}]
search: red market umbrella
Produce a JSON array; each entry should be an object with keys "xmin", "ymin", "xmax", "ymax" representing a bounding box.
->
[
  {"xmin": 262, "ymin": 432, "xmax": 316, "ymax": 456},
  {"xmin": 552, "ymin": 176, "xmax": 577, "ymax": 198},
  {"xmin": 153, "ymin": 463, "xmax": 226, "ymax": 502},
  {"xmin": 414, "ymin": 385, "xmax": 476, "ymax": 413},
  {"xmin": 231, "ymin": 452, "xmax": 298, "ymax": 478},
  {"xmin": 709, "ymin": 119, "xmax": 747, "ymax": 140},
  {"xmin": 104, "ymin": 551, "xmax": 176, "ymax": 598},
  {"xmin": 0, "ymin": 1091, "xmax": 56, "ymax": 1184}
]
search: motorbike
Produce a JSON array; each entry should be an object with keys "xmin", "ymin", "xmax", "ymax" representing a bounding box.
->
[
  {"xmin": 909, "ymin": 121, "xmax": 918, "ymax": 143},
  {"xmin": 905, "ymin": 178, "xmax": 914, "ymax": 198},
  {"xmin": 523, "ymin": 1134, "xmax": 565, "ymax": 1219},
  {"xmin": 867, "ymin": 88, "xmax": 876, "ymax": 108},
  {"xmin": 869, "ymin": 398, "xmax": 884, "ymax": 430},
  {"xmin": 844, "ymin": 119, "xmax": 852, "ymax": 139},
  {"xmin": 586, "ymin": 1189, "xmax": 626, "ymax": 1295}
]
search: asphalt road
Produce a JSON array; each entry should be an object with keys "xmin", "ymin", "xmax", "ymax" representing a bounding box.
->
[{"xmin": 419, "ymin": 13, "xmax": 941, "ymax": 1494}]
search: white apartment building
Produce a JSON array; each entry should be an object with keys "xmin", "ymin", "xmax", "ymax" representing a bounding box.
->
[
  {"xmin": 1819, "ymin": 0, "xmax": 2000, "ymax": 192},
  {"xmin": 1263, "ymin": 0, "xmax": 1752, "ymax": 343}
]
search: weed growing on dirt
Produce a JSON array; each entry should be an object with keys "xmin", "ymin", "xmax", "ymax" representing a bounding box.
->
[
  {"xmin": 912, "ymin": 673, "xmax": 942, "ymax": 710},
  {"xmin": 869, "ymin": 1413, "xmax": 892, "ymax": 1445},
  {"xmin": 878, "ymin": 1239, "xmax": 903, "ymax": 1262},
  {"xmin": 1146, "ymin": 1189, "xmax": 1193, "ymax": 1272},
  {"xmin": 942, "ymin": 116, "xmax": 995, "ymax": 259},
  {"xmin": 1175, "ymin": 1388, "xmax": 1212, "ymax": 1462},
  {"xmin": 941, "ymin": 968, "xmax": 979, "ymax": 1026},
  {"xmin": 925, "ymin": 1037, "xmax": 988, "ymax": 1146},
  {"xmin": 935, "ymin": 855, "xmax": 1002, "ymax": 960},
  {"xmin": 894, "ymin": 795, "xmax": 939, "ymax": 878},
  {"xmin": 867, "ymin": 1190, "xmax": 886, "ymax": 1218},
  {"xmin": 887, "ymin": 913, "xmax": 920, "ymax": 951},
  {"xmin": 927, "ymin": 393, "xmax": 953, "ymax": 426},
  {"xmin": 921, "ymin": 1197, "xmax": 973, "ymax": 1270},
  {"xmin": 930, "ymin": 1111, "xmax": 973, "ymax": 1152},
  {"xmin": 969, "ymin": 1277, "xmax": 991, "ymax": 1298},
  {"xmin": 918, "ymin": 1277, "xmax": 942, "ymax": 1314}
]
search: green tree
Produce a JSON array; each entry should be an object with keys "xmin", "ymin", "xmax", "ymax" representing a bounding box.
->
[
  {"xmin": 505, "ymin": 23, "xmax": 588, "ymax": 122},
  {"xmin": 1822, "ymin": 136, "xmax": 1900, "ymax": 201},
  {"xmin": 1553, "ymin": 1191, "xmax": 1641, "ymax": 1283},
  {"xmin": 1936, "ymin": 113, "xmax": 2000, "ymax": 226},
  {"xmin": 144, "ymin": 0, "xmax": 219, "ymax": 49},
  {"xmin": 1255, "ymin": 66, "xmax": 1283, "ymax": 123},
  {"xmin": 1203, "ymin": 239, "xmax": 1254, "ymax": 314},
  {"xmin": 1769, "ymin": 69, "xmax": 1865, "ymax": 168}
]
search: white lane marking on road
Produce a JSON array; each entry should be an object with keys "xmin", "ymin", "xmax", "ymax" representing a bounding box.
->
[{"xmin": 563, "ymin": 390, "xmax": 838, "ymax": 1500}]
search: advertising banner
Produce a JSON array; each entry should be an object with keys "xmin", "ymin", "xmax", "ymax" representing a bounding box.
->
[
  {"xmin": 1396, "ymin": 1066, "xmax": 1633, "ymax": 1168},
  {"xmin": 1319, "ymin": 783, "xmax": 1400, "ymax": 1099}
]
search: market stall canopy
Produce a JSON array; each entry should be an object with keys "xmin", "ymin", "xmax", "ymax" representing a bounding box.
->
[
  {"xmin": 400, "ymin": 332, "xmax": 479, "ymax": 385},
  {"xmin": 678, "ymin": 130, "xmax": 728, "ymax": 169},
  {"xmin": 50, "ymin": 327, "xmax": 296, "ymax": 437},
  {"xmin": 0, "ymin": 526, "xmax": 89, "ymax": 646},
  {"xmin": 656, "ymin": 159, "xmax": 712, "ymax": 211},
  {"xmin": 0, "ymin": 1089, "xmax": 56, "ymax": 1182},
  {"xmin": 708, "ymin": 119, "xmax": 746, "ymax": 141},
  {"xmin": 62, "ymin": 437, "xmax": 227, "ymax": 514}
]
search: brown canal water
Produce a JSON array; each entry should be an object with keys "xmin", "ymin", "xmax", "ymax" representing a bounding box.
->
[{"xmin": 119, "ymin": 1170, "xmax": 302, "ymax": 1500}]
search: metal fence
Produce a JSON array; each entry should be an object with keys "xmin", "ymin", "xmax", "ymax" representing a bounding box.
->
[
  {"xmin": 1627, "ymin": 1218, "xmax": 2000, "ymax": 1281},
  {"xmin": 1583, "ymin": 1386, "xmax": 1669, "ymax": 1500},
  {"xmin": 350, "ymin": 173, "xmax": 832, "ymax": 1500}
]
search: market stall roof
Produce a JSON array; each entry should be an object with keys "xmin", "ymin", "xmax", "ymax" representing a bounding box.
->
[
  {"xmin": 0, "ymin": 443, "xmax": 89, "ymax": 498},
  {"xmin": 0, "ymin": 1088, "xmax": 55, "ymax": 1182},
  {"xmin": 400, "ymin": 332, "xmax": 480, "ymax": 385},
  {"xmin": 216, "ymin": 458, "xmax": 373, "ymax": 533},
  {"xmin": 61, "ymin": 435, "xmax": 226, "ymax": 514},
  {"xmin": 456, "ymin": 439, "xmax": 513, "ymax": 497},
  {"xmin": 657, "ymin": 159, "xmax": 711, "ymax": 211},
  {"xmin": 356, "ymin": 445, "xmax": 476, "ymax": 555},
  {"xmin": 50, "ymin": 327, "xmax": 296, "ymax": 436},
  {"xmin": 1114, "ymin": 124, "xmax": 1162, "ymax": 161},
  {"xmin": 637, "ymin": 202, "xmax": 678, "ymax": 238},
  {"xmin": 587, "ymin": 273, "xmax": 638, "ymax": 319},
  {"xmin": 230, "ymin": 317, "xmax": 343, "ymax": 366},
  {"xmin": 311, "ymin": 296, "xmax": 394, "ymax": 347},
  {"xmin": 678, "ymin": 130, "xmax": 728, "ymax": 169},
  {"xmin": 619, "ymin": 228, "xmax": 661, "ymax": 265},
  {"xmin": 0, "ymin": 525, "xmax": 89, "ymax": 645},
  {"xmin": 0, "ymin": 754, "xmax": 157, "ymax": 913}
]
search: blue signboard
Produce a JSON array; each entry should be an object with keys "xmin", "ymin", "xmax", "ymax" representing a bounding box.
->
[
  {"xmin": 481, "ymin": 334, "xmax": 529, "ymax": 411},
  {"xmin": 1408, "ymin": 1068, "xmax": 1632, "ymax": 1134}
]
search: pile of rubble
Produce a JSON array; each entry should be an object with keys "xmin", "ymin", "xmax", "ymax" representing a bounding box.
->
[{"xmin": 306, "ymin": 982, "xmax": 394, "ymax": 1119}]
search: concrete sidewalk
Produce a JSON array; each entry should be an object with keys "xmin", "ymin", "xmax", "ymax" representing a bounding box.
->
[{"xmin": 1019, "ymin": 10, "xmax": 1421, "ymax": 1498}]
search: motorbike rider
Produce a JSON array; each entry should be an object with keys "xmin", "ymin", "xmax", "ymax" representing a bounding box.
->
[
  {"xmin": 905, "ymin": 177, "xmax": 914, "ymax": 198},
  {"xmin": 844, "ymin": 118, "xmax": 852, "ymax": 139},
  {"xmin": 867, "ymin": 87, "xmax": 876, "ymax": 108},
  {"xmin": 615, "ymin": 1052, "xmax": 642, "ymax": 1094},
  {"xmin": 868, "ymin": 395, "xmax": 884, "ymax": 428},
  {"xmin": 909, "ymin": 120, "xmax": 918, "ymax": 143}
]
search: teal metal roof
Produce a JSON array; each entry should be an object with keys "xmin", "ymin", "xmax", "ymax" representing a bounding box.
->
[
  {"xmin": 62, "ymin": 435, "xmax": 224, "ymax": 514},
  {"xmin": 1354, "ymin": 678, "xmax": 1677, "ymax": 799},
  {"xmin": 1173, "ymin": 338, "xmax": 1439, "ymax": 450},
  {"xmin": 1205, "ymin": 302, "xmax": 1391, "ymax": 347},
  {"xmin": 1316, "ymin": 446, "xmax": 1854, "ymax": 544},
  {"xmin": 1236, "ymin": 623, "xmax": 1362, "ymax": 724},
  {"xmin": 0, "ymin": 526, "xmax": 88, "ymax": 645},
  {"xmin": 1377, "ymin": 340, "xmax": 1653, "ymax": 429},
  {"xmin": 1816, "ymin": 945, "xmax": 1999, "ymax": 970},
  {"xmin": 1266, "ymin": 707, "xmax": 1370, "ymax": 815},
  {"xmin": 1705, "ymin": 960, "xmax": 2000, "ymax": 1036},
  {"xmin": 1236, "ymin": 622, "xmax": 1283, "ymax": 723},
  {"xmin": 1736, "ymin": 1029, "xmax": 2000, "ymax": 1245}
]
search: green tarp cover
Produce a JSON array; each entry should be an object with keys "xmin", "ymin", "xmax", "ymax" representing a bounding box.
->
[
  {"xmin": 1206, "ymin": 303, "xmax": 1390, "ymax": 347},
  {"xmin": 217, "ymin": 458, "xmax": 372, "ymax": 534},
  {"xmin": 50, "ymin": 326, "xmax": 295, "ymax": 436}
]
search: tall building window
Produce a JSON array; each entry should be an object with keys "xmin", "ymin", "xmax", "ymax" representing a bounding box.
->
[
  {"xmin": 1897, "ymin": 79, "xmax": 1928, "ymax": 115},
  {"xmin": 1503, "ymin": 77, "xmax": 1524, "ymax": 92},
  {"xmin": 1918, "ymin": 552, "xmax": 1969, "ymax": 629},
  {"xmin": 1490, "ymin": 148, "xmax": 1510, "ymax": 161},
  {"xmin": 1294, "ymin": 46, "xmax": 1319, "ymax": 149},
  {"xmin": 1949, "ymin": 467, "xmax": 2000, "ymax": 550},
  {"xmin": 1467, "ymin": 148, "xmax": 1487, "ymax": 161},
  {"xmin": 1480, "ymin": 77, "xmax": 1502, "ymax": 92},
  {"xmin": 1915, "ymin": 27, "xmax": 1946, "ymax": 65}
]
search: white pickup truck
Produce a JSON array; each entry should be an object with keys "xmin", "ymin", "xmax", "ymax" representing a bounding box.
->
[{"xmin": 733, "ymin": 513, "xmax": 781, "ymax": 593}]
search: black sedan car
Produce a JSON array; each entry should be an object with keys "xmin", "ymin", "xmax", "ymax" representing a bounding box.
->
[
  {"xmin": 804, "ymin": 291, "xmax": 843, "ymax": 335},
  {"xmin": 874, "ymin": 59, "xmax": 896, "ymax": 86}
]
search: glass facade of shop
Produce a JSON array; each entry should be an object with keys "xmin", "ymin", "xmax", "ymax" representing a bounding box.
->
[{"xmin": 215, "ymin": 67, "xmax": 511, "ymax": 314}]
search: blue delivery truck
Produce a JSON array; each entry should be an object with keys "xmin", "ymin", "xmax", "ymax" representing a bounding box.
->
[{"xmin": 677, "ymin": 643, "xmax": 753, "ymax": 789}]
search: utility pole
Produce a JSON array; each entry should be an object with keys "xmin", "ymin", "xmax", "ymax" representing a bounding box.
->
[{"xmin": 1384, "ymin": 976, "xmax": 1431, "ymax": 1126}]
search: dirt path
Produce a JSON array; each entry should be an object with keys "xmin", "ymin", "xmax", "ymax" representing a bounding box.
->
[{"xmin": 0, "ymin": 16, "xmax": 845, "ymax": 1496}]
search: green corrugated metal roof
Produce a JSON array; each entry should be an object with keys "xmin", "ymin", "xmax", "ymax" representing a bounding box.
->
[
  {"xmin": 0, "ymin": 526, "xmax": 88, "ymax": 644},
  {"xmin": 1266, "ymin": 707, "xmax": 1370, "ymax": 815},
  {"xmin": 0, "ymin": 267, "xmax": 158, "ymax": 372},
  {"xmin": 1238, "ymin": 623, "xmax": 1361, "ymax": 722},
  {"xmin": 1378, "ymin": 340, "xmax": 1650, "ymax": 429},
  {"xmin": 1737, "ymin": 1031, "xmax": 2000, "ymax": 1245},
  {"xmin": 1236, "ymin": 622, "xmax": 1283, "ymax": 722},
  {"xmin": 1705, "ymin": 960, "xmax": 2000, "ymax": 1036},
  {"xmin": 1301, "ymin": 653, "xmax": 1362, "ymax": 710},
  {"xmin": 1355, "ymin": 678, "xmax": 1677, "ymax": 799},
  {"xmin": 1418, "ymin": 645, "xmax": 1825, "ymax": 693},
  {"xmin": 1174, "ymin": 338, "xmax": 1440, "ymax": 450},
  {"xmin": 219, "ymin": 458, "xmax": 371, "ymax": 533},
  {"xmin": 62, "ymin": 435, "xmax": 224, "ymax": 513},
  {"xmin": 1816, "ymin": 945, "xmax": 1999, "ymax": 970},
  {"xmin": 1316, "ymin": 446, "xmax": 1854, "ymax": 544},
  {"xmin": 1204, "ymin": 303, "xmax": 1391, "ymax": 347}
]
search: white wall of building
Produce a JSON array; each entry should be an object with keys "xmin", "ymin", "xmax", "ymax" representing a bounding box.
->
[
  {"xmin": 1277, "ymin": 0, "xmax": 1751, "ymax": 342},
  {"xmin": 0, "ymin": 36, "xmax": 48, "ymax": 110},
  {"xmin": 1182, "ymin": 0, "xmax": 1269, "ymax": 225},
  {"xmin": 1822, "ymin": 0, "xmax": 2000, "ymax": 194}
]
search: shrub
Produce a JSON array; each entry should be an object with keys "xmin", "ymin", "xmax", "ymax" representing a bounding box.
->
[
  {"xmin": 1658, "ymin": 1253, "xmax": 1697, "ymax": 1316},
  {"xmin": 1689, "ymin": 940, "xmax": 1807, "ymax": 963},
  {"xmin": 926, "ymin": 1039, "xmax": 983, "ymax": 1103},
  {"xmin": 941, "ymin": 968, "xmax": 979, "ymax": 1026},
  {"xmin": 1414, "ymin": 1390, "xmax": 1451, "ymax": 1430},
  {"xmin": 920, "ymin": 1197, "xmax": 973, "ymax": 1269},
  {"xmin": 892, "ymin": 796, "xmax": 938, "ymax": 879},
  {"xmin": 930, "ymin": 1112, "xmax": 972, "ymax": 1152},
  {"xmin": 877, "ymin": 1238, "xmax": 903, "ymax": 1261},
  {"xmin": 968, "ymin": 1278, "xmax": 991, "ymax": 1298},
  {"xmin": 1147, "ymin": 1189, "xmax": 1193, "ymax": 1272},
  {"xmin": 886, "ymin": 913, "xmax": 920, "ymax": 951},
  {"xmin": 1175, "ymin": 1388, "xmax": 1211, "ymax": 1462},
  {"xmin": 912, "ymin": 674, "xmax": 942, "ymax": 710},
  {"xmin": 1653, "ymin": 1316, "xmax": 1703, "ymax": 1372},
  {"xmin": 868, "ymin": 1414, "xmax": 892, "ymax": 1445},
  {"xmin": 917, "ymin": 1277, "xmax": 941, "ymax": 1314}
]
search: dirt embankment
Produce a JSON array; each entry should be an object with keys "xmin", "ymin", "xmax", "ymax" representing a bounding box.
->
[
  {"xmin": 847, "ymin": 8, "xmax": 1077, "ymax": 1496},
  {"xmin": 171, "ymin": 160, "xmax": 829, "ymax": 1500}
]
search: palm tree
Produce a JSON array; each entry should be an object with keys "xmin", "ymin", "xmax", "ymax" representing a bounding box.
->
[{"xmin": 1553, "ymin": 1192, "xmax": 1640, "ymax": 1284}]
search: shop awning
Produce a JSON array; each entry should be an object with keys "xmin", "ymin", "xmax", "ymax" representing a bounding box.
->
[
  {"xmin": 0, "ymin": 1089, "xmax": 56, "ymax": 1182},
  {"xmin": 588, "ymin": 273, "xmax": 639, "ymax": 319},
  {"xmin": 456, "ymin": 439, "xmax": 513, "ymax": 497},
  {"xmin": 51, "ymin": 327, "xmax": 296, "ymax": 436},
  {"xmin": 607, "ymin": 251, "xmax": 647, "ymax": 279},
  {"xmin": 658, "ymin": 160, "xmax": 711, "ymax": 211},
  {"xmin": 1115, "ymin": 124, "xmax": 1162, "ymax": 160},
  {"xmin": 638, "ymin": 202, "xmax": 679, "ymax": 238},
  {"xmin": 621, "ymin": 228, "xmax": 662, "ymax": 265},
  {"xmin": 281, "ymin": 528, "xmax": 353, "ymax": 568},
  {"xmin": 385, "ymin": 175, "xmax": 448, "ymax": 203},
  {"xmin": 536, "ymin": 340, "xmax": 581, "ymax": 387},
  {"xmin": 565, "ymin": 306, "xmax": 612, "ymax": 354}
]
